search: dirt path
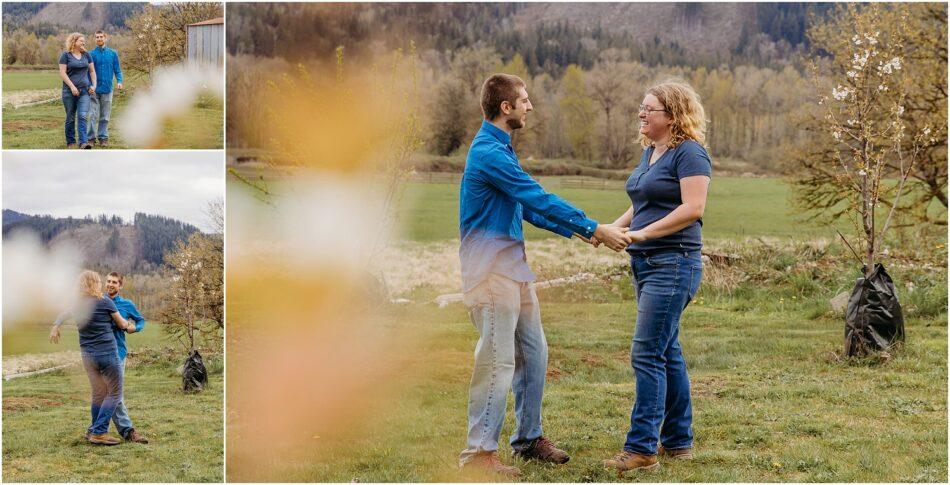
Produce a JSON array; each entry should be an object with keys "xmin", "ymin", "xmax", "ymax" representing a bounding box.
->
[
  {"xmin": 2, "ymin": 350, "xmax": 81, "ymax": 378},
  {"xmin": 3, "ymin": 89, "xmax": 59, "ymax": 108}
]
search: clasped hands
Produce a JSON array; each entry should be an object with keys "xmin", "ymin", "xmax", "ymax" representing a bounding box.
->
[{"xmin": 575, "ymin": 224, "xmax": 647, "ymax": 252}]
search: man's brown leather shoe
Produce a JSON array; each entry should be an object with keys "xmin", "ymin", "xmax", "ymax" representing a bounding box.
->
[
  {"xmin": 514, "ymin": 436, "xmax": 570, "ymax": 464},
  {"xmin": 462, "ymin": 452, "xmax": 523, "ymax": 477},
  {"xmin": 87, "ymin": 433, "xmax": 121, "ymax": 445},
  {"xmin": 125, "ymin": 429, "xmax": 149, "ymax": 444},
  {"xmin": 603, "ymin": 450, "xmax": 659, "ymax": 475},
  {"xmin": 658, "ymin": 445, "xmax": 693, "ymax": 460}
]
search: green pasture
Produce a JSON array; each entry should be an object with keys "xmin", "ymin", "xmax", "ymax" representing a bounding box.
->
[
  {"xmin": 2, "ymin": 68, "xmax": 223, "ymax": 149},
  {"xmin": 3, "ymin": 321, "xmax": 170, "ymax": 357},
  {"xmin": 399, "ymin": 176, "xmax": 835, "ymax": 241},
  {"xmin": 2, "ymin": 68, "xmax": 62, "ymax": 91}
]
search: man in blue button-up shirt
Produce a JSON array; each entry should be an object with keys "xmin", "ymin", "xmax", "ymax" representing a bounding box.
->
[
  {"xmin": 104, "ymin": 272, "xmax": 149, "ymax": 444},
  {"xmin": 86, "ymin": 30, "xmax": 123, "ymax": 146},
  {"xmin": 458, "ymin": 74, "xmax": 631, "ymax": 475}
]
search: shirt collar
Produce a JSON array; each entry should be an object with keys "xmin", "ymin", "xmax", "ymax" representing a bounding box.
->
[
  {"xmin": 111, "ymin": 294, "xmax": 124, "ymax": 303},
  {"xmin": 480, "ymin": 120, "xmax": 511, "ymax": 147}
]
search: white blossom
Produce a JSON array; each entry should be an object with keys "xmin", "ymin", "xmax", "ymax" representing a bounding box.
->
[
  {"xmin": 858, "ymin": 169, "xmax": 867, "ymax": 176},
  {"xmin": 832, "ymin": 85, "xmax": 853, "ymax": 101},
  {"xmin": 923, "ymin": 127, "xmax": 932, "ymax": 135},
  {"xmin": 847, "ymin": 70, "xmax": 858, "ymax": 78},
  {"xmin": 832, "ymin": 131, "xmax": 842, "ymax": 141},
  {"xmin": 852, "ymin": 35, "xmax": 862, "ymax": 45},
  {"xmin": 896, "ymin": 105, "xmax": 905, "ymax": 116}
]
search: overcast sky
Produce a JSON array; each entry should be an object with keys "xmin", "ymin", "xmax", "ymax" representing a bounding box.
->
[{"xmin": 3, "ymin": 151, "xmax": 223, "ymax": 232}]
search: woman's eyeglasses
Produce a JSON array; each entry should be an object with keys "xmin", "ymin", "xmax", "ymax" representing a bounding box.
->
[{"xmin": 638, "ymin": 105, "xmax": 668, "ymax": 114}]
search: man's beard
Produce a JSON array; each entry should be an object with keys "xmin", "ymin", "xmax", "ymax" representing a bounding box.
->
[{"xmin": 506, "ymin": 116, "xmax": 525, "ymax": 131}]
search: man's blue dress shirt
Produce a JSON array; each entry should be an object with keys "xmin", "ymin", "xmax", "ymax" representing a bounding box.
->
[{"xmin": 459, "ymin": 120, "xmax": 598, "ymax": 292}]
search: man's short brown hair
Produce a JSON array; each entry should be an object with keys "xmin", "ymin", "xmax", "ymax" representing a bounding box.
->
[
  {"xmin": 95, "ymin": 30, "xmax": 105, "ymax": 35},
  {"xmin": 480, "ymin": 73, "xmax": 525, "ymax": 121},
  {"xmin": 107, "ymin": 271, "xmax": 123, "ymax": 284}
]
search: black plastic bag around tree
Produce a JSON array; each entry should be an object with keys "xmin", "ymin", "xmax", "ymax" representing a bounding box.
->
[
  {"xmin": 844, "ymin": 263, "xmax": 905, "ymax": 357},
  {"xmin": 182, "ymin": 350, "xmax": 209, "ymax": 392}
]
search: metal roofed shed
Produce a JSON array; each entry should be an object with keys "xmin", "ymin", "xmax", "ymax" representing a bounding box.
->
[{"xmin": 186, "ymin": 17, "xmax": 224, "ymax": 66}]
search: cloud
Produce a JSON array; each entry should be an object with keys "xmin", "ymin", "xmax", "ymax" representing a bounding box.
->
[{"xmin": 2, "ymin": 151, "xmax": 223, "ymax": 232}]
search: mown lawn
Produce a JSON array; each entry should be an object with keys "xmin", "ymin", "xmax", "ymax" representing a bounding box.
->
[
  {"xmin": 2, "ymin": 68, "xmax": 223, "ymax": 149},
  {"xmin": 3, "ymin": 352, "xmax": 224, "ymax": 482}
]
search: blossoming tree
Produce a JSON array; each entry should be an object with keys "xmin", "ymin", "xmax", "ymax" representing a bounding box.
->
[{"xmin": 801, "ymin": 4, "xmax": 936, "ymax": 275}]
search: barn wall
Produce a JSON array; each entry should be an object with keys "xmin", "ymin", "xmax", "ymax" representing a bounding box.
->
[{"xmin": 187, "ymin": 23, "xmax": 223, "ymax": 66}]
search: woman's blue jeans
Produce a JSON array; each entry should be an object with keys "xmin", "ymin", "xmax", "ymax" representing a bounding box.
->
[
  {"xmin": 62, "ymin": 88, "xmax": 90, "ymax": 145},
  {"xmin": 81, "ymin": 352, "xmax": 123, "ymax": 435},
  {"xmin": 624, "ymin": 250, "xmax": 703, "ymax": 455}
]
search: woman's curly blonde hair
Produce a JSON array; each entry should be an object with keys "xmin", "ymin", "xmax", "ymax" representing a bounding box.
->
[
  {"xmin": 639, "ymin": 80, "xmax": 707, "ymax": 149},
  {"xmin": 77, "ymin": 270, "xmax": 103, "ymax": 299},
  {"xmin": 64, "ymin": 32, "xmax": 85, "ymax": 53}
]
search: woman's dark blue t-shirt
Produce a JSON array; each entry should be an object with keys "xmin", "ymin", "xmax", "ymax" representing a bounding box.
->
[
  {"xmin": 625, "ymin": 139, "xmax": 712, "ymax": 253},
  {"xmin": 59, "ymin": 51, "xmax": 93, "ymax": 91},
  {"xmin": 77, "ymin": 296, "xmax": 119, "ymax": 356}
]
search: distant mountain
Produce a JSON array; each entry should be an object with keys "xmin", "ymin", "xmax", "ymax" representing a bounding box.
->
[
  {"xmin": 2, "ymin": 209, "xmax": 31, "ymax": 226},
  {"xmin": 2, "ymin": 2, "xmax": 144, "ymax": 33},
  {"xmin": 2, "ymin": 211, "xmax": 199, "ymax": 273},
  {"xmin": 227, "ymin": 2, "xmax": 832, "ymax": 71}
]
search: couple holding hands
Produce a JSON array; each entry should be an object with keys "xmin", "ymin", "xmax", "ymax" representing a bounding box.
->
[{"xmin": 458, "ymin": 73, "xmax": 711, "ymax": 476}]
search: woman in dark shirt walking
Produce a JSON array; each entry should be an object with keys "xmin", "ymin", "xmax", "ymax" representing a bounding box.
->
[
  {"xmin": 51, "ymin": 270, "xmax": 133, "ymax": 445},
  {"xmin": 599, "ymin": 81, "xmax": 712, "ymax": 474},
  {"xmin": 58, "ymin": 32, "xmax": 97, "ymax": 149}
]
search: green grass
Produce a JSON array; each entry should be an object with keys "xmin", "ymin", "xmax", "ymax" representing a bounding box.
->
[
  {"xmin": 2, "ymin": 69, "xmax": 223, "ymax": 149},
  {"xmin": 3, "ymin": 322, "xmax": 170, "ymax": 357},
  {"xmin": 396, "ymin": 177, "xmax": 849, "ymax": 242},
  {"xmin": 3, "ymin": 353, "xmax": 224, "ymax": 482},
  {"xmin": 235, "ymin": 283, "xmax": 946, "ymax": 482},
  {"xmin": 2, "ymin": 68, "xmax": 61, "ymax": 91},
  {"xmin": 225, "ymin": 170, "xmax": 947, "ymax": 481}
]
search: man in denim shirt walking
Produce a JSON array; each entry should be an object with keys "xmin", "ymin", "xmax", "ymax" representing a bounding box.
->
[
  {"xmin": 87, "ymin": 30, "xmax": 123, "ymax": 147},
  {"xmin": 458, "ymin": 73, "xmax": 631, "ymax": 476}
]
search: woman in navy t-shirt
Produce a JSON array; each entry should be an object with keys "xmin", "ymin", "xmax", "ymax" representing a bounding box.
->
[
  {"xmin": 601, "ymin": 81, "xmax": 712, "ymax": 473},
  {"xmin": 58, "ymin": 32, "xmax": 97, "ymax": 149},
  {"xmin": 50, "ymin": 270, "xmax": 133, "ymax": 445}
]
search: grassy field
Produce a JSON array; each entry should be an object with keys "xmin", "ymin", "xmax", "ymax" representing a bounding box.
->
[
  {"xmin": 2, "ymin": 68, "xmax": 223, "ymax": 149},
  {"xmin": 1, "ymin": 68, "xmax": 61, "ymax": 91},
  {"xmin": 226, "ymin": 171, "xmax": 947, "ymax": 481},
  {"xmin": 3, "ymin": 321, "xmax": 169, "ymax": 357},
  {"xmin": 3, "ymin": 322, "xmax": 224, "ymax": 482},
  {"xmin": 391, "ymin": 176, "xmax": 855, "ymax": 241},
  {"xmin": 262, "ymin": 295, "xmax": 946, "ymax": 482}
]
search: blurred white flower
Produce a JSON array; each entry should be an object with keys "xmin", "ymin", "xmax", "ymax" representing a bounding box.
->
[
  {"xmin": 896, "ymin": 105, "xmax": 905, "ymax": 116},
  {"xmin": 832, "ymin": 131, "xmax": 842, "ymax": 141},
  {"xmin": 3, "ymin": 231, "xmax": 82, "ymax": 326},
  {"xmin": 117, "ymin": 64, "xmax": 224, "ymax": 147}
]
